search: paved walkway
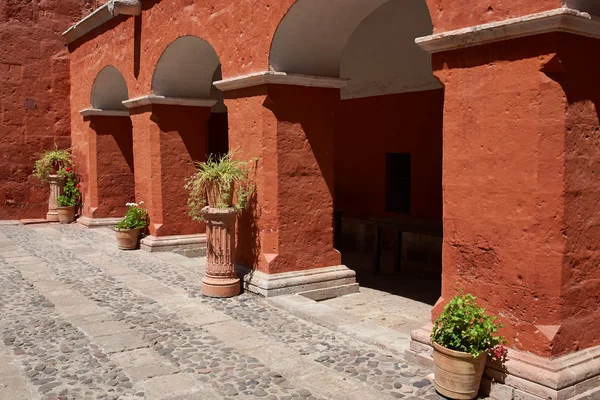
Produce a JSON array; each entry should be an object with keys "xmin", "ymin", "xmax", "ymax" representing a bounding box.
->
[{"xmin": 0, "ymin": 223, "xmax": 443, "ymax": 400}]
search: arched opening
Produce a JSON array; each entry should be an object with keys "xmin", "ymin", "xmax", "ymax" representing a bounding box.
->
[
  {"xmin": 152, "ymin": 35, "xmax": 228, "ymax": 158},
  {"xmin": 271, "ymin": 0, "xmax": 443, "ymax": 326},
  {"xmin": 91, "ymin": 65, "xmax": 129, "ymax": 110}
]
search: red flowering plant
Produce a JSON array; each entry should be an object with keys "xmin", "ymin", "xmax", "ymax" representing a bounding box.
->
[
  {"xmin": 56, "ymin": 167, "xmax": 80, "ymax": 208},
  {"xmin": 33, "ymin": 146, "xmax": 72, "ymax": 182},
  {"xmin": 431, "ymin": 293, "xmax": 508, "ymax": 362}
]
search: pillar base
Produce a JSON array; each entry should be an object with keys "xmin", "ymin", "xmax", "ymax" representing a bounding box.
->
[
  {"xmin": 77, "ymin": 216, "xmax": 124, "ymax": 228},
  {"xmin": 406, "ymin": 324, "xmax": 600, "ymax": 400},
  {"xmin": 46, "ymin": 211, "xmax": 59, "ymax": 222},
  {"xmin": 140, "ymin": 234, "xmax": 206, "ymax": 257},
  {"xmin": 202, "ymin": 276, "xmax": 241, "ymax": 298},
  {"xmin": 237, "ymin": 264, "xmax": 359, "ymax": 298}
]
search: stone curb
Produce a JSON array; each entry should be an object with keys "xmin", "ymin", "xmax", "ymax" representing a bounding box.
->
[{"xmin": 268, "ymin": 294, "xmax": 412, "ymax": 356}]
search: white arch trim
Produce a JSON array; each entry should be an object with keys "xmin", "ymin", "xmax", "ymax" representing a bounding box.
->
[
  {"xmin": 416, "ymin": 8, "xmax": 600, "ymax": 53},
  {"xmin": 213, "ymin": 71, "xmax": 348, "ymax": 91},
  {"xmin": 122, "ymin": 95, "xmax": 217, "ymax": 109}
]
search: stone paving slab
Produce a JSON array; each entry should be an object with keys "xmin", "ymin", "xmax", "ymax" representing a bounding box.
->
[
  {"xmin": 0, "ymin": 341, "xmax": 32, "ymax": 400},
  {"xmin": 0, "ymin": 224, "xmax": 450, "ymax": 400}
]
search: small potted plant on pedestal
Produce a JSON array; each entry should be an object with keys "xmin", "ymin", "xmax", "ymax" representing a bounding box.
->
[
  {"xmin": 186, "ymin": 153, "xmax": 255, "ymax": 298},
  {"xmin": 431, "ymin": 293, "xmax": 507, "ymax": 400},
  {"xmin": 115, "ymin": 202, "xmax": 148, "ymax": 250},
  {"xmin": 33, "ymin": 146, "xmax": 72, "ymax": 221},
  {"xmin": 56, "ymin": 167, "xmax": 80, "ymax": 224}
]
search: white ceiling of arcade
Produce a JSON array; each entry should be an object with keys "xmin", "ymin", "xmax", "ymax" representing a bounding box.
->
[
  {"xmin": 91, "ymin": 65, "xmax": 128, "ymax": 110},
  {"xmin": 270, "ymin": 0, "xmax": 440, "ymax": 99},
  {"xmin": 152, "ymin": 36, "xmax": 220, "ymax": 99}
]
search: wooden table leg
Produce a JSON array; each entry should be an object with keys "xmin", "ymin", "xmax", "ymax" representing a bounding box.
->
[
  {"xmin": 394, "ymin": 230, "xmax": 403, "ymax": 273},
  {"xmin": 373, "ymin": 226, "xmax": 382, "ymax": 275}
]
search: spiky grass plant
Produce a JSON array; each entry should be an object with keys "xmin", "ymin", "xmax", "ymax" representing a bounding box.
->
[{"xmin": 185, "ymin": 152, "xmax": 256, "ymax": 221}]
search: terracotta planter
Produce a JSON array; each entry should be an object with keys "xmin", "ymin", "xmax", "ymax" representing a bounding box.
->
[
  {"xmin": 206, "ymin": 182, "xmax": 234, "ymax": 208},
  {"xmin": 115, "ymin": 228, "xmax": 140, "ymax": 250},
  {"xmin": 57, "ymin": 206, "xmax": 75, "ymax": 224},
  {"xmin": 46, "ymin": 175, "xmax": 65, "ymax": 222},
  {"xmin": 201, "ymin": 206, "xmax": 240, "ymax": 297},
  {"xmin": 432, "ymin": 342, "xmax": 487, "ymax": 400}
]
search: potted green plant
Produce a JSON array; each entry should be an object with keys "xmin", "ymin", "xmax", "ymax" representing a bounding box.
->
[
  {"xmin": 115, "ymin": 202, "xmax": 148, "ymax": 250},
  {"xmin": 185, "ymin": 152, "xmax": 255, "ymax": 218},
  {"xmin": 185, "ymin": 152, "xmax": 255, "ymax": 297},
  {"xmin": 56, "ymin": 167, "xmax": 80, "ymax": 224},
  {"xmin": 33, "ymin": 146, "xmax": 72, "ymax": 221},
  {"xmin": 430, "ymin": 293, "xmax": 507, "ymax": 400}
]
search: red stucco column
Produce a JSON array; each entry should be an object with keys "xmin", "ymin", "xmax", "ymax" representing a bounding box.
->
[
  {"xmin": 432, "ymin": 33, "xmax": 600, "ymax": 360},
  {"xmin": 79, "ymin": 115, "xmax": 134, "ymax": 224},
  {"xmin": 127, "ymin": 102, "xmax": 211, "ymax": 253},
  {"xmin": 224, "ymin": 84, "xmax": 357, "ymax": 297}
]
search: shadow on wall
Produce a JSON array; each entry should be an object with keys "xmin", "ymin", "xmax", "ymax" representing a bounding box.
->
[
  {"xmin": 546, "ymin": 37, "xmax": 600, "ymax": 352},
  {"xmin": 89, "ymin": 117, "xmax": 134, "ymax": 173}
]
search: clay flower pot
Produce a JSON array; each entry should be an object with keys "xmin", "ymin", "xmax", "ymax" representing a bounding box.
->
[
  {"xmin": 201, "ymin": 206, "xmax": 240, "ymax": 297},
  {"xmin": 46, "ymin": 175, "xmax": 65, "ymax": 222},
  {"xmin": 56, "ymin": 206, "xmax": 75, "ymax": 224},
  {"xmin": 115, "ymin": 228, "xmax": 140, "ymax": 250},
  {"xmin": 432, "ymin": 342, "xmax": 487, "ymax": 400}
]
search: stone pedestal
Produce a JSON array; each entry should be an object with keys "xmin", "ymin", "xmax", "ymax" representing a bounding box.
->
[
  {"xmin": 46, "ymin": 175, "xmax": 65, "ymax": 222},
  {"xmin": 201, "ymin": 207, "xmax": 240, "ymax": 298}
]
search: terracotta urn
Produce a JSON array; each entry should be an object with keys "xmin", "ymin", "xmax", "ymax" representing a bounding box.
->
[
  {"xmin": 115, "ymin": 228, "xmax": 140, "ymax": 250},
  {"xmin": 201, "ymin": 206, "xmax": 240, "ymax": 297},
  {"xmin": 57, "ymin": 206, "xmax": 75, "ymax": 224},
  {"xmin": 432, "ymin": 342, "xmax": 487, "ymax": 400},
  {"xmin": 46, "ymin": 175, "xmax": 65, "ymax": 222}
]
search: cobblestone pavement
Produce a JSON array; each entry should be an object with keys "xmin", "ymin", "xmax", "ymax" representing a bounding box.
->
[{"xmin": 0, "ymin": 223, "xmax": 444, "ymax": 400}]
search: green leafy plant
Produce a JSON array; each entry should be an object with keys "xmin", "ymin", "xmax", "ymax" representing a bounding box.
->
[
  {"xmin": 185, "ymin": 152, "xmax": 257, "ymax": 221},
  {"xmin": 56, "ymin": 168, "xmax": 80, "ymax": 207},
  {"xmin": 431, "ymin": 293, "xmax": 507, "ymax": 358},
  {"xmin": 33, "ymin": 146, "xmax": 72, "ymax": 182},
  {"xmin": 116, "ymin": 202, "xmax": 148, "ymax": 230}
]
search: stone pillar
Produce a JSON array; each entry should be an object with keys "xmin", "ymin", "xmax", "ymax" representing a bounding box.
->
[
  {"xmin": 46, "ymin": 175, "xmax": 65, "ymax": 221},
  {"xmin": 409, "ymin": 25, "xmax": 600, "ymax": 400},
  {"xmin": 124, "ymin": 97, "xmax": 213, "ymax": 256},
  {"xmin": 78, "ymin": 113, "xmax": 134, "ymax": 227},
  {"xmin": 219, "ymin": 81, "xmax": 358, "ymax": 298},
  {"xmin": 201, "ymin": 207, "xmax": 240, "ymax": 297}
]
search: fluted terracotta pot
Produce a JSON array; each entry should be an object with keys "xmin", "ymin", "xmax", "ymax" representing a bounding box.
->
[
  {"xmin": 201, "ymin": 206, "xmax": 240, "ymax": 297},
  {"xmin": 46, "ymin": 175, "xmax": 65, "ymax": 222},
  {"xmin": 115, "ymin": 228, "xmax": 140, "ymax": 250},
  {"xmin": 57, "ymin": 206, "xmax": 75, "ymax": 224},
  {"xmin": 432, "ymin": 342, "xmax": 487, "ymax": 400},
  {"xmin": 206, "ymin": 182, "xmax": 234, "ymax": 208}
]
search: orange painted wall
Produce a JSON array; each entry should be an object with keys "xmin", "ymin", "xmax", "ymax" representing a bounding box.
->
[
  {"xmin": 130, "ymin": 105, "xmax": 210, "ymax": 237},
  {"xmin": 335, "ymin": 90, "xmax": 444, "ymax": 221},
  {"xmin": 83, "ymin": 116, "xmax": 134, "ymax": 218},
  {"xmin": 434, "ymin": 33, "xmax": 600, "ymax": 357}
]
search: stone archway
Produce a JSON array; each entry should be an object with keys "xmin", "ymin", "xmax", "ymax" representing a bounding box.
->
[
  {"xmin": 267, "ymin": 0, "xmax": 444, "ymax": 309},
  {"xmin": 123, "ymin": 36, "xmax": 226, "ymax": 254}
]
